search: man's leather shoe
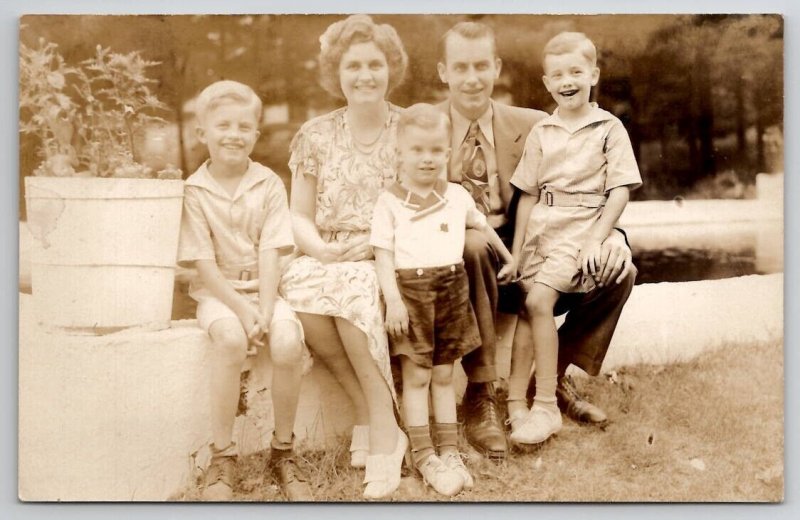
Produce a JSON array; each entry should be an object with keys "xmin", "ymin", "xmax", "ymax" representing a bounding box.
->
[
  {"xmin": 527, "ymin": 374, "xmax": 609, "ymax": 425},
  {"xmin": 556, "ymin": 375, "xmax": 608, "ymax": 425},
  {"xmin": 270, "ymin": 449, "xmax": 313, "ymax": 501},
  {"xmin": 462, "ymin": 382, "xmax": 508, "ymax": 459}
]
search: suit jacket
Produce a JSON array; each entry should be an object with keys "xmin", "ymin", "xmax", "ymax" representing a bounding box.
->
[{"xmin": 437, "ymin": 100, "xmax": 548, "ymax": 239}]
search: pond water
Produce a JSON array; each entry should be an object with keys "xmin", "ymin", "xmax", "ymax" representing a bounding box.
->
[{"xmin": 168, "ymin": 247, "xmax": 782, "ymax": 320}]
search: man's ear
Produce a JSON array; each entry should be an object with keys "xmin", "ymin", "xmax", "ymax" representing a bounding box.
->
[
  {"xmin": 437, "ymin": 61, "xmax": 448, "ymax": 84},
  {"xmin": 494, "ymin": 57, "xmax": 502, "ymax": 78},
  {"xmin": 591, "ymin": 67, "xmax": 600, "ymax": 86}
]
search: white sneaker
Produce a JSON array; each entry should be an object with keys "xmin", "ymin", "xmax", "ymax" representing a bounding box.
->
[
  {"xmin": 440, "ymin": 451, "xmax": 473, "ymax": 489},
  {"xmin": 417, "ymin": 454, "xmax": 464, "ymax": 497},
  {"xmin": 509, "ymin": 404, "xmax": 562, "ymax": 445}
]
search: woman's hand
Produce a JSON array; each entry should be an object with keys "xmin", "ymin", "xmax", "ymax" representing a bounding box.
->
[{"xmin": 337, "ymin": 234, "xmax": 375, "ymax": 262}]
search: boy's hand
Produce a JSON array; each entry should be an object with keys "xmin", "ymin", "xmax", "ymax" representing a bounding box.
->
[
  {"xmin": 579, "ymin": 239, "xmax": 603, "ymax": 280},
  {"xmin": 384, "ymin": 299, "xmax": 409, "ymax": 338},
  {"xmin": 497, "ymin": 258, "xmax": 518, "ymax": 284},
  {"xmin": 597, "ymin": 234, "xmax": 634, "ymax": 287},
  {"xmin": 238, "ymin": 305, "xmax": 266, "ymax": 354}
]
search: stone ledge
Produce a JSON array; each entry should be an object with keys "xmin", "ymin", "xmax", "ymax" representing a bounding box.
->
[{"xmin": 18, "ymin": 273, "xmax": 783, "ymax": 501}]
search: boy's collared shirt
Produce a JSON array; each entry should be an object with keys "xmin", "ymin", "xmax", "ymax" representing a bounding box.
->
[
  {"xmin": 511, "ymin": 103, "xmax": 642, "ymax": 196},
  {"xmin": 177, "ymin": 160, "xmax": 294, "ymax": 295},
  {"xmin": 370, "ymin": 180, "xmax": 487, "ymax": 269}
]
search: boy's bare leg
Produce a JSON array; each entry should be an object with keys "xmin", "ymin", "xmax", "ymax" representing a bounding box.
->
[
  {"xmin": 507, "ymin": 317, "xmax": 534, "ymax": 418},
  {"xmin": 208, "ymin": 318, "xmax": 249, "ymax": 448},
  {"xmin": 430, "ymin": 364, "xmax": 456, "ymax": 425},
  {"xmin": 401, "ymin": 357, "xmax": 432, "ymax": 428},
  {"xmin": 267, "ymin": 321, "xmax": 304, "ymax": 444},
  {"xmin": 527, "ymin": 284, "xmax": 561, "ymax": 406}
]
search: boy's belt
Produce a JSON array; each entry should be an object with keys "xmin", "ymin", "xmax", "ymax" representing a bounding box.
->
[
  {"xmin": 542, "ymin": 187, "xmax": 606, "ymax": 208},
  {"xmin": 219, "ymin": 266, "xmax": 258, "ymax": 281}
]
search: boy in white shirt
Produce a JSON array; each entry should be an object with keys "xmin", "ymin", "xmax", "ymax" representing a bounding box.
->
[{"xmin": 371, "ymin": 103, "xmax": 515, "ymax": 496}]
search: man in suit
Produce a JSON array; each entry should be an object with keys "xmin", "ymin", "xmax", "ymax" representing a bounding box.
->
[{"xmin": 437, "ymin": 21, "xmax": 637, "ymax": 460}]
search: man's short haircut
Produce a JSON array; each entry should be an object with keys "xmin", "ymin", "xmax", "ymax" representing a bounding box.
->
[
  {"xmin": 317, "ymin": 14, "xmax": 408, "ymax": 99},
  {"xmin": 195, "ymin": 80, "xmax": 262, "ymax": 125},
  {"xmin": 439, "ymin": 21, "xmax": 498, "ymax": 63},
  {"xmin": 542, "ymin": 31, "xmax": 597, "ymax": 68},
  {"xmin": 397, "ymin": 103, "xmax": 451, "ymax": 141}
]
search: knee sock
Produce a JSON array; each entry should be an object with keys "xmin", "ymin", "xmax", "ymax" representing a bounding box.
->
[
  {"xmin": 534, "ymin": 374, "xmax": 558, "ymax": 411},
  {"xmin": 432, "ymin": 423, "xmax": 459, "ymax": 456},
  {"xmin": 407, "ymin": 425, "xmax": 435, "ymax": 468}
]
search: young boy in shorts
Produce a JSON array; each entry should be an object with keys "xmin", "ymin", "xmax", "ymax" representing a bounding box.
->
[
  {"xmin": 507, "ymin": 32, "xmax": 642, "ymax": 444},
  {"xmin": 371, "ymin": 103, "xmax": 516, "ymax": 496},
  {"xmin": 177, "ymin": 80, "xmax": 312, "ymax": 501}
]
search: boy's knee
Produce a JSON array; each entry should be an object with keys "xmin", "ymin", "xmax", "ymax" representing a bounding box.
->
[
  {"xmin": 431, "ymin": 365, "xmax": 453, "ymax": 387},
  {"xmin": 269, "ymin": 323, "xmax": 304, "ymax": 367},
  {"xmin": 402, "ymin": 360, "xmax": 432, "ymax": 389},
  {"xmin": 525, "ymin": 291, "xmax": 553, "ymax": 317},
  {"xmin": 210, "ymin": 322, "xmax": 248, "ymax": 365}
]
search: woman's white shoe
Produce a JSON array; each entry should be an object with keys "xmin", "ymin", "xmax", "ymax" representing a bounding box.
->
[
  {"xmin": 362, "ymin": 429, "xmax": 408, "ymax": 499},
  {"xmin": 350, "ymin": 425, "xmax": 369, "ymax": 468}
]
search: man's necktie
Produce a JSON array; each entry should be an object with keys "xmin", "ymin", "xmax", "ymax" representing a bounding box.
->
[{"xmin": 461, "ymin": 120, "xmax": 491, "ymax": 214}]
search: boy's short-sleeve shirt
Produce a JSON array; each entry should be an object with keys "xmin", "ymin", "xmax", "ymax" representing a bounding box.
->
[
  {"xmin": 510, "ymin": 103, "xmax": 642, "ymax": 196},
  {"xmin": 370, "ymin": 181, "xmax": 487, "ymax": 269},
  {"xmin": 177, "ymin": 160, "xmax": 293, "ymax": 294}
]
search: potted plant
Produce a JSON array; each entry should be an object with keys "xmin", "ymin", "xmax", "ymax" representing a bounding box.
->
[{"xmin": 20, "ymin": 38, "xmax": 184, "ymax": 333}]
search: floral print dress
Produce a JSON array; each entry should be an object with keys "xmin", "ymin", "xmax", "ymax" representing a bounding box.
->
[{"xmin": 280, "ymin": 104, "xmax": 401, "ymax": 400}]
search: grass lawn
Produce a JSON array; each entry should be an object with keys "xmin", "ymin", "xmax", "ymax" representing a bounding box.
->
[{"xmin": 182, "ymin": 338, "xmax": 783, "ymax": 502}]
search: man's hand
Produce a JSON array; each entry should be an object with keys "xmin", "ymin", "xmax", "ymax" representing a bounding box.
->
[
  {"xmin": 497, "ymin": 258, "xmax": 518, "ymax": 284},
  {"xmin": 384, "ymin": 299, "xmax": 409, "ymax": 338},
  {"xmin": 596, "ymin": 231, "xmax": 635, "ymax": 287},
  {"xmin": 579, "ymin": 239, "xmax": 603, "ymax": 280}
]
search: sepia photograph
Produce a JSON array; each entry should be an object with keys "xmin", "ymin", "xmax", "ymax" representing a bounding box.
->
[{"xmin": 16, "ymin": 10, "xmax": 784, "ymax": 504}]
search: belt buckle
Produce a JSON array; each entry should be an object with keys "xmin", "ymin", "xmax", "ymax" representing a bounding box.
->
[
  {"xmin": 545, "ymin": 191, "xmax": 554, "ymax": 206},
  {"xmin": 239, "ymin": 270, "xmax": 252, "ymax": 282}
]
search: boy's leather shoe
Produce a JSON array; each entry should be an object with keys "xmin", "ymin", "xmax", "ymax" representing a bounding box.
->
[
  {"xmin": 270, "ymin": 449, "xmax": 313, "ymax": 501},
  {"xmin": 556, "ymin": 375, "xmax": 608, "ymax": 425},
  {"xmin": 462, "ymin": 382, "xmax": 508, "ymax": 459},
  {"xmin": 202, "ymin": 449, "xmax": 237, "ymax": 501}
]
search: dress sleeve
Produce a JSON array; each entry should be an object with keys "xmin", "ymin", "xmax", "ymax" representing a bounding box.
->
[
  {"xmin": 604, "ymin": 120, "xmax": 642, "ymax": 192},
  {"xmin": 177, "ymin": 187, "xmax": 215, "ymax": 268},
  {"xmin": 369, "ymin": 194, "xmax": 395, "ymax": 252},
  {"xmin": 288, "ymin": 124, "xmax": 320, "ymax": 180},
  {"xmin": 509, "ymin": 128, "xmax": 543, "ymax": 195}
]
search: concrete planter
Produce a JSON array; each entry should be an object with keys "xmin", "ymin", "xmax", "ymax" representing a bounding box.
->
[{"xmin": 24, "ymin": 176, "xmax": 184, "ymax": 334}]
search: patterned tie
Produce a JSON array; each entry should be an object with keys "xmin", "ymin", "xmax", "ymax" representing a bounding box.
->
[{"xmin": 461, "ymin": 120, "xmax": 491, "ymax": 214}]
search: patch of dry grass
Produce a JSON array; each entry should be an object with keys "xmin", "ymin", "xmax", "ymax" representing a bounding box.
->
[{"xmin": 181, "ymin": 339, "xmax": 783, "ymax": 502}]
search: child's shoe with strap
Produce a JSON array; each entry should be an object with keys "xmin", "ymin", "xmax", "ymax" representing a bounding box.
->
[
  {"xmin": 417, "ymin": 454, "xmax": 464, "ymax": 496},
  {"xmin": 439, "ymin": 451, "xmax": 474, "ymax": 489}
]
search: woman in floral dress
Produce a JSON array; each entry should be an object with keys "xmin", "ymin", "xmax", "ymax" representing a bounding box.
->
[{"xmin": 279, "ymin": 15, "xmax": 408, "ymax": 499}]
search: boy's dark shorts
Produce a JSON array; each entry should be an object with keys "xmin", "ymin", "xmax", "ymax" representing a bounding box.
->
[{"xmin": 390, "ymin": 262, "xmax": 481, "ymax": 368}]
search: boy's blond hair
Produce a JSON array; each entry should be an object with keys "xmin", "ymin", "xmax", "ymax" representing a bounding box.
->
[
  {"xmin": 542, "ymin": 32, "xmax": 597, "ymax": 68},
  {"xmin": 195, "ymin": 80, "xmax": 262, "ymax": 125},
  {"xmin": 398, "ymin": 103, "xmax": 451, "ymax": 141}
]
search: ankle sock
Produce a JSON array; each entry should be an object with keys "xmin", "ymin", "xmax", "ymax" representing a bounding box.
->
[
  {"xmin": 432, "ymin": 423, "xmax": 459, "ymax": 455},
  {"xmin": 407, "ymin": 425, "xmax": 435, "ymax": 468},
  {"xmin": 534, "ymin": 374, "xmax": 557, "ymax": 407},
  {"xmin": 271, "ymin": 433, "xmax": 295, "ymax": 452}
]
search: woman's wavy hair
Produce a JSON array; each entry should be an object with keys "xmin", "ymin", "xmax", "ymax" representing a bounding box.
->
[{"xmin": 317, "ymin": 14, "xmax": 408, "ymax": 99}]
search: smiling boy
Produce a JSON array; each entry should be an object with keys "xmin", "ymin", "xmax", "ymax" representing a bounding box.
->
[{"xmin": 370, "ymin": 103, "xmax": 515, "ymax": 495}]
